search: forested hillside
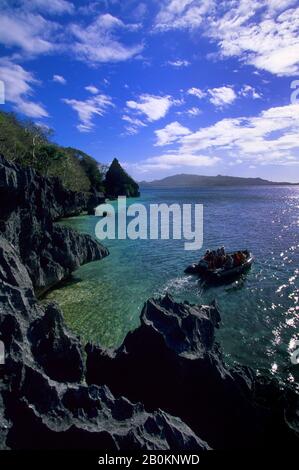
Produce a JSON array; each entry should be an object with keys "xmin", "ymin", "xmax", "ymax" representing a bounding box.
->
[
  {"xmin": 0, "ymin": 111, "xmax": 104, "ymax": 193},
  {"xmin": 0, "ymin": 111, "xmax": 140, "ymax": 198}
]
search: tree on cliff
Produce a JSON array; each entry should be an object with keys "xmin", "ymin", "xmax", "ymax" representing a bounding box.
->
[
  {"xmin": 65, "ymin": 148, "xmax": 104, "ymax": 191},
  {"xmin": 104, "ymin": 158, "xmax": 140, "ymax": 198},
  {"xmin": 0, "ymin": 111, "xmax": 104, "ymax": 193}
]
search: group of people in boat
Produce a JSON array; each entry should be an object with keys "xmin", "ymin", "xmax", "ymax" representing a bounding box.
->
[{"xmin": 200, "ymin": 247, "xmax": 248, "ymax": 271}]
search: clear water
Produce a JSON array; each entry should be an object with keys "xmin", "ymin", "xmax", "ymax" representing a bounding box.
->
[{"xmin": 45, "ymin": 187, "xmax": 299, "ymax": 384}]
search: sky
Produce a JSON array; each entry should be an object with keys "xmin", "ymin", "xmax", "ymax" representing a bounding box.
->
[{"xmin": 1, "ymin": 0, "xmax": 299, "ymax": 182}]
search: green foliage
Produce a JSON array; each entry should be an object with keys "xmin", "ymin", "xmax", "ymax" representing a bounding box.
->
[
  {"xmin": 0, "ymin": 111, "xmax": 104, "ymax": 193},
  {"xmin": 104, "ymin": 158, "xmax": 140, "ymax": 198},
  {"xmin": 65, "ymin": 148, "xmax": 104, "ymax": 191}
]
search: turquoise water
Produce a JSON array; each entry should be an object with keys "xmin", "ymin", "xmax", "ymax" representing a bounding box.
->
[{"xmin": 45, "ymin": 187, "xmax": 299, "ymax": 384}]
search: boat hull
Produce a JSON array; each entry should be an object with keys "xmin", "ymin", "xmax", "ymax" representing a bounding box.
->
[{"xmin": 185, "ymin": 253, "xmax": 254, "ymax": 285}]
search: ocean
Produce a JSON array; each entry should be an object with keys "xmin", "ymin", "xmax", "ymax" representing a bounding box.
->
[{"xmin": 45, "ymin": 186, "xmax": 299, "ymax": 385}]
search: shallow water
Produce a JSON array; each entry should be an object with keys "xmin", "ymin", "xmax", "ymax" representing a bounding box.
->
[{"xmin": 45, "ymin": 186, "xmax": 299, "ymax": 384}]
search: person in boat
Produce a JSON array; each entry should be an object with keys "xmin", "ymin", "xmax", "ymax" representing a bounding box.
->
[
  {"xmin": 234, "ymin": 251, "xmax": 246, "ymax": 267},
  {"xmin": 198, "ymin": 249, "xmax": 211, "ymax": 269},
  {"xmin": 224, "ymin": 254, "xmax": 234, "ymax": 269},
  {"xmin": 215, "ymin": 247, "xmax": 226, "ymax": 268},
  {"xmin": 238, "ymin": 251, "xmax": 247, "ymax": 264}
]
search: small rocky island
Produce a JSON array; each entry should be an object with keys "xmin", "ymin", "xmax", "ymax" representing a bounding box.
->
[
  {"xmin": 0, "ymin": 155, "xmax": 298, "ymax": 450},
  {"xmin": 104, "ymin": 158, "xmax": 140, "ymax": 198}
]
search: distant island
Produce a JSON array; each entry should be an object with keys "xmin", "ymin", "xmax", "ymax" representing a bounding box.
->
[{"xmin": 139, "ymin": 174, "xmax": 299, "ymax": 188}]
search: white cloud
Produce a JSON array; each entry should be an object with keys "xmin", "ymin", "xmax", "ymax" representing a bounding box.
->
[
  {"xmin": 0, "ymin": 57, "xmax": 48, "ymax": 118},
  {"xmin": 154, "ymin": 0, "xmax": 214, "ymax": 31},
  {"xmin": 167, "ymin": 59, "xmax": 190, "ymax": 67},
  {"xmin": 207, "ymin": 2, "xmax": 299, "ymax": 76},
  {"xmin": 178, "ymin": 106, "xmax": 202, "ymax": 117},
  {"xmin": 126, "ymin": 94, "xmax": 175, "ymax": 121},
  {"xmin": 85, "ymin": 85, "xmax": 99, "ymax": 94},
  {"xmin": 180, "ymin": 103, "xmax": 299, "ymax": 165},
  {"xmin": 207, "ymin": 86, "xmax": 237, "ymax": 107},
  {"xmin": 122, "ymin": 114, "xmax": 146, "ymax": 135},
  {"xmin": 187, "ymin": 107, "xmax": 201, "ymax": 116},
  {"xmin": 187, "ymin": 87, "xmax": 206, "ymax": 99},
  {"xmin": 155, "ymin": 0, "xmax": 299, "ymax": 76},
  {"xmin": 155, "ymin": 121, "xmax": 191, "ymax": 146},
  {"xmin": 239, "ymin": 85, "xmax": 261, "ymax": 99},
  {"xmin": 148, "ymin": 153, "xmax": 219, "ymax": 168},
  {"xmin": 128, "ymin": 153, "xmax": 219, "ymax": 173},
  {"xmin": 62, "ymin": 94, "xmax": 114, "ymax": 132},
  {"xmin": 69, "ymin": 13, "xmax": 143, "ymax": 65},
  {"xmin": 133, "ymin": 102, "xmax": 299, "ymax": 174},
  {"xmin": 53, "ymin": 74, "xmax": 66, "ymax": 84},
  {"xmin": 0, "ymin": 11, "xmax": 58, "ymax": 55}
]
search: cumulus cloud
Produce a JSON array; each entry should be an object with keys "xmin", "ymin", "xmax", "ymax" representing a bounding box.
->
[
  {"xmin": 53, "ymin": 74, "xmax": 66, "ymax": 84},
  {"xmin": 155, "ymin": 121, "xmax": 191, "ymax": 146},
  {"xmin": 69, "ymin": 13, "xmax": 143, "ymax": 65},
  {"xmin": 167, "ymin": 59, "xmax": 190, "ymax": 67},
  {"xmin": 187, "ymin": 87, "xmax": 206, "ymax": 99},
  {"xmin": 239, "ymin": 84, "xmax": 262, "ymax": 99},
  {"xmin": 122, "ymin": 114, "xmax": 146, "ymax": 135},
  {"xmin": 137, "ymin": 102, "xmax": 299, "ymax": 174},
  {"xmin": 0, "ymin": 57, "xmax": 48, "ymax": 118},
  {"xmin": 85, "ymin": 85, "xmax": 99, "ymax": 94},
  {"xmin": 207, "ymin": 86, "xmax": 237, "ymax": 107},
  {"xmin": 154, "ymin": 0, "xmax": 299, "ymax": 76},
  {"xmin": 0, "ymin": 11, "xmax": 58, "ymax": 56},
  {"xmin": 0, "ymin": 5, "xmax": 142, "ymax": 66},
  {"xmin": 126, "ymin": 94, "xmax": 176, "ymax": 122},
  {"xmin": 187, "ymin": 107, "xmax": 201, "ymax": 116},
  {"xmin": 154, "ymin": 0, "xmax": 214, "ymax": 31},
  {"xmin": 207, "ymin": 2, "xmax": 299, "ymax": 76},
  {"xmin": 180, "ymin": 103, "xmax": 299, "ymax": 165},
  {"xmin": 187, "ymin": 84, "xmax": 259, "ymax": 107},
  {"xmin": 62, "ymin": 94, "xmax": 114, "ymax": 132}
]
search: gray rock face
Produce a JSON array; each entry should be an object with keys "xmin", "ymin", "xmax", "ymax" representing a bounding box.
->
[
  {"xmin": 0, "ymin": 238, "xmax": 209, "ymax": 450},
  {"xmin": 0, "ymin": 155, "xmax": 297, "ymax": 451},
  {"xmin": 86, "ymin": 295, "xmax": 299, "ymax": 449},
  {"xmin": 0, "ymin": 154, "xmax": 108, "ymax": 291},
  {"xmin": 0, "ymin": 157, "xmax": 210, "ymax": 451}
]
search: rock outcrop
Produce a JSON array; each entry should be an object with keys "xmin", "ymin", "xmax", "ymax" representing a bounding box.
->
[
  {"xmin": 0, "ymin": 154, "xmax": 298, "ymax": 450},
  {"xmin": 0, "ymin": 156, "xmax": 210, "ymax": 450},
  {"xmin": 0, "ymin": 154, "xmax": 108, "ymax": 293},
  {"xmin": 0, "ymin": 237, "xmax": 209, "ymax": 450},
  {"xmin": 104, "ymin": 158, "xmax": 140, "ymax": 198},
  {"xmin": 86, "ymin": 295, "xmax": 299, "ymax": 449}
]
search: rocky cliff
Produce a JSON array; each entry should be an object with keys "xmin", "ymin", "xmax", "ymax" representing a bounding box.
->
[
  {"xmin": 0, "ymin": 155, "xmax": 298, "ymax": 450},
  {"xmin": 86, "ymin": 295, "xmax": 299, "ymax": 449},
  {"xmin": 0, "ymin": 156, "xmax": 209, "ymax": 450},
  {"xmin": 0, "ymin": 154, "xmax": 108, "ymax": 293}
]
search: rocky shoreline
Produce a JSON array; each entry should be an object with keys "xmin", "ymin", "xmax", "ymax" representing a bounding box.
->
[{"xmin": 0, "ymin": 155, "xmax": 298, "ymax": 449}]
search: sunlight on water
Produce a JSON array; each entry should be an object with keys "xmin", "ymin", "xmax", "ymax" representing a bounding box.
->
[{"xmin": 45, "ymin": 186, "xmax": 299, "ymax": 386}]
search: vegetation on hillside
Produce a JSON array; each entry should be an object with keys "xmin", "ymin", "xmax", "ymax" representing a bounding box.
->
[
  {"xmin": 104, "ymin": 158, "xmax": 140, "ymax": 198},
  {"xmin": 0, "ymin": 111, "xmax": 140, "ymax": 197},
  {"xmin": 0, "ymin": 111, "xmax": 104, "ymax": 193}
]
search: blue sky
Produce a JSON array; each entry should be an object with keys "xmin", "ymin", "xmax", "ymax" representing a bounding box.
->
[{"xmin": 1, "ymin": 0, "xmax": 299, "ymax": 182}]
